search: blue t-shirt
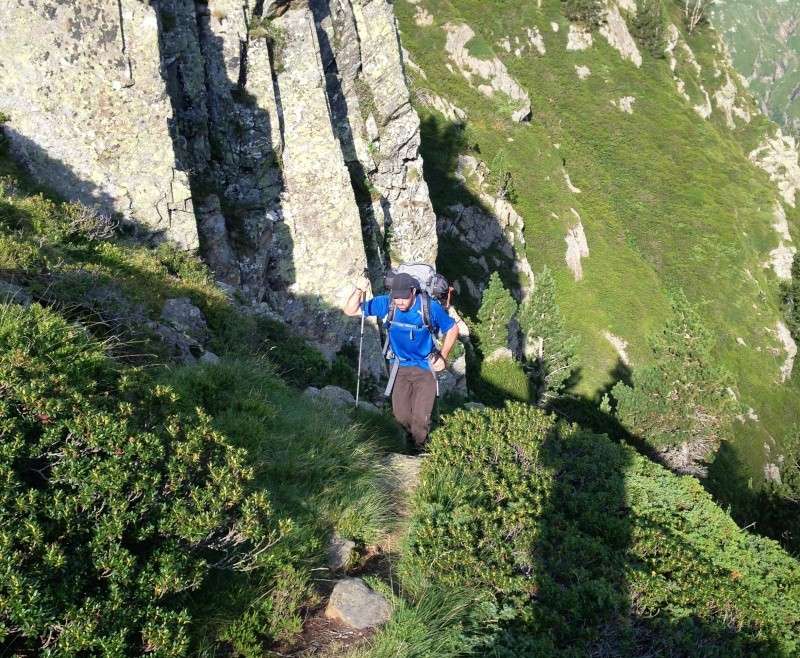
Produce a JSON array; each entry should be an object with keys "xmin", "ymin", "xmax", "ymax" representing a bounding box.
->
[{"xmin": 362, "ymin": 294, "xmax": 455, "ymax": 369}]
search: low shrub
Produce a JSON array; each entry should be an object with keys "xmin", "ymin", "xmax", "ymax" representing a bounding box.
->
[
  {"xmin": 561, "ymin": 0, "xmax": 605, "ymax": 28},
  {"xmin": 0, "ymin": 304, "xmax": 282, "ymax": 656},
  {"xmin": 631, "ymin": 0, "xmax": 667, "ymax": 58},
  {"xmin": 159, "ymin": 358, "xmax": 392, "ymax": 653},
  {"xmin": 400, "ymin": 402, "xmax": 800, "ymax": 656}
]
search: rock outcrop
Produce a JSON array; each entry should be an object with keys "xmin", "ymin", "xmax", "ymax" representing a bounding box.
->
[
  {"xmin": 750, "ymin": 129, "xmax": 800, "ymax": 208},
  {"xmin": 565, "ymin": 212, "xmax": 590, "ymax": 282},
  {"xmin": 0, "ymin": 1, "xmax": 198, "ymax": 250},
  {"xmin": 438, "ymin": 155, "xmax": 534, "ymax": 303},
  {"xmin": 443, "ymin": 22, "xmax": 532, "ymax": 123},
  {"xmin": 0, "ymin": 0, "xmax": 437, "ymax": 369}
]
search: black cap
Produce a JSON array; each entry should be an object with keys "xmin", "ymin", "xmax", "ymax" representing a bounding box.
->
[{"xmin": 390, "ymin": 272, "xmax": 418, "ymax": 299}]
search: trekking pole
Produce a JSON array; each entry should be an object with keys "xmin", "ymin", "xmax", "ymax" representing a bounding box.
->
[{"xmin": 355, "ymin": 268, "xmax": 369, "ymax": 408}]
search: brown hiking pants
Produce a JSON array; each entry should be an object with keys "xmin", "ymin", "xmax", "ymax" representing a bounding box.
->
[{"xmin": 391, "ymin": 366, "xmax": 437, "ymax": 448}]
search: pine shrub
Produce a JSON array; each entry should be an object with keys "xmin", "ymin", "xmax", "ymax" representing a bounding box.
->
[
  {"xmin": 561, "ymin": 0, "xmax": 605, "ymax": 29},
  {"xmin": 400, "ymin": 403, "xmax": 800, "ymax": 656},
  {"xmin": 631, "ymin": 0, "xmax": 667, "ymax": 58},
  {"xmin": 474, "ymin": 272, "xmax": 517, "ymax": 357},
  {"xmin": 611, "ymin": 291, "xmax": 739, "ymax": 451},
  {"xmin": 0, "ymin": 304, "xmax": 282, "ymax": 656},
  {"xmin": 516, "ymin": 266, "xmax": 579, "ymax": 405},
  {"xmin": 781, "ymin": 252, "xmax": 800, "ymax": 344}
]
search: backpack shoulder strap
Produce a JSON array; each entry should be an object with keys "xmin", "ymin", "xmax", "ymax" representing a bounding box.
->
[
  {"xmin": 419, "ymin": 292, "xmax": 432, "ymax": 333},
  {"xmin": 383, "ymin": 299, "xmax": 397, "ymax": 330}
]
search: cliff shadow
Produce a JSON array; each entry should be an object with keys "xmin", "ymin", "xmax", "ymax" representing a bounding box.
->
[
  {"xmin": 706, "ymin": 441, "xmax": 800, "ymax": 555},
  {"xmin": 152, "ymin": 0, "xmax": 293, "ymax": 301},
  {"xmin": 419, "ymin": 113, "xmax": 524, "ymax": 318},
  {"xmin": 0, "ymin": 126, "xmax": 152, "ymax": 241},
  {"xmin": 484, "ymin": 404, "xmax": 784, "ymax": 656}
]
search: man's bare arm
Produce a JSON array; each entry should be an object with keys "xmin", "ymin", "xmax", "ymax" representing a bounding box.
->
[
  {"xmin": 344, "ymin": 287, "xmax": 364, "ymax": 317},
  {"xmin": 439, "ymin": 324, "xmax": 460, "ymax": 360},
  {"xmin": 344, "ymin": 275, "xmax": 371, "ymax": 317}
]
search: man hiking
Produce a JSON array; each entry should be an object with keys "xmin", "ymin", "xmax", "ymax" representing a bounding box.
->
[{"xmin": 345, "ymin": 272, "xmax": 459, "ymax": 451}]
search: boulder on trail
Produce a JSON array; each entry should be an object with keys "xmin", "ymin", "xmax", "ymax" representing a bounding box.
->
[
  {"xmin": 304, "ymin": 385, "xmax": 382, "ymax": 414},
  {"xmin": 324, "ymin": 578, "xmax": 391, "ymax": 630}
]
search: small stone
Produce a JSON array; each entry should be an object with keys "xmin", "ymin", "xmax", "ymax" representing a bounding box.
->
[
  {"xmin": 199, "ymin": 350, "xmax": 220, "ymax": 365},
  {"xmin": 147, "ymin": 321, "xmax": 203, "ymax": 365},
  {"xmin": 464, "ymin": 402, "xmax": 486, "ymax": 411},
  {"xmin": 303, "ymin": 386, "xmax": 321, "ymax": 399},
  {"xmin": 328, "ymin": 535, "xmax": 356, "ymax": 572},
  {"xmin": 0, "ymin": 280, "xmax": 32, "ymax": 307},
  {"xmin": 357, "ymin": 400, "xmax": 380, "ymax": 414},
  {"xmin": 324, "ymin": 578, "xmax": 391, "ymax": 630},
  {"xmin": 161, "ymin": 297, "xmax": 209, "ymax": 344},
  {"xmin": 485, "ymin": 347, "xmax": 514, "ymax": 363},
  {"xmin": 451, "ymin": 355, "xmax": 467, "ymax": 377},
  {"xmin": 318, "ymin": 385, "xmax": 356, "ymax": 408}
]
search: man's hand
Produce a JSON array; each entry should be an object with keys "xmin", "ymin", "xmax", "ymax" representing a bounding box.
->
[
  {"xmin": 428, "ymin": 352, "xmax": 447, "ymax": 373},
  {"xmin": 353, "ymin": 274, "xmax": 371, "ymax": 292}
]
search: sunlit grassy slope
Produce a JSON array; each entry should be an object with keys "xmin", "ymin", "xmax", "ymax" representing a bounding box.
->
[
  {"xmin": 712, "ymin": 0, "xmax": 800, "ymax": 135},
  {"xmin": 395, "ymin": 0, "xmax": 800, "ymax": 481}
]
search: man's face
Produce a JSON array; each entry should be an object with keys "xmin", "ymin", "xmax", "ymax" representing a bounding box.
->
[{"xmin": 394, "ymin": 292, "xmax": 415, "ymax": 311}]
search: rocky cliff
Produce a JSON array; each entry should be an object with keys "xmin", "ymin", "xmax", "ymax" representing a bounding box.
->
[{"xmin": 0, "ymin": 0, "xmax": 439, "ymax": 366}]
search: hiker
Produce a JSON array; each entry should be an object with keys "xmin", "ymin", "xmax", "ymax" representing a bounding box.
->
[{"xmin": 344, "ymin": 272, "xmax": 459, "ymax": 451}]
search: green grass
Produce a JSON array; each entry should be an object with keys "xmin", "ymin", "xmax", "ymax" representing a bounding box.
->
[
  {"xmin": 161, "ymin": 358, "xmax": 397, "ymax": 654},
  {"xmin": 396, "ymin": 0, "xmax": 800, "ymax": 491}
]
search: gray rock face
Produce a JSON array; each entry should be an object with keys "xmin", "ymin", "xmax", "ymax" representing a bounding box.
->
[
  {"xmin": 0, "ymin": 2, "xmax": 198, "ymax": 250},
  {"xmin": 438, "ymin": 355, "xmax": 468, "ymax": 398},
  {"xmin": 440, "ymin": 155, "xmax": 534, "ymax": 303},
  {"xmin": 0, "ymin": 0, "xmax": 434, "ymax": 373},
  {"xmin": 324, "ymin": 578, "xmax": 391, "ymax": 629},
  {"xmin": 313, "ymin": 0, "xmax": 438, "ymax": 268},
  {"xmin": 161, "ymin": 297, "xmax": 209, "ymax": 344}
]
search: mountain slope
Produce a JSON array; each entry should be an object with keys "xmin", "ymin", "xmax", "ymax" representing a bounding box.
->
[
  {"xmin": 395, "ymin": 0, "xmax": 800, "ymax": 484},
  {"xmin": 712, "ymin": 0, "xmax": 800, "ymax": 136}
]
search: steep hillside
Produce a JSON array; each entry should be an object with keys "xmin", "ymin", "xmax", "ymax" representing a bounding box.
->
[
  {"xmin": 712, "ymin": 0, "xmax": 800, "ymax": 136},
  {"xmin": 395, "ymin": 0, "xmax": 800, "ymax": 485},
  {"xmin": 2, "ymin": 76, "xmax": 800, "ymax": 658}
]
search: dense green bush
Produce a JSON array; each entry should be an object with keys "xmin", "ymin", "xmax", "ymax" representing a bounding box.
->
[
  {"xmin": 0, "ymin": 304, "xmax": 282, "ymax": 656},
  {"xmin": 473, "ymin": 271, "xmax": 517, "ymax": 357},
  {"xmin": 611, "ymin": 291, "xmax": 739, "ymax": 451},
  {"xmin": 487, "ymin": 150, "xmax": 517, "ymax": 203},
  {"xmin": 159, "ymin": 358, "xmax": 393, "ymax": 655},
  {"xmin": 631, "ymin": 0, "xmax": 667, "ymax": 58},
  {"xmin": 400, "ymin": 403, "xmax": 800, "ymax": 656},
  {"xmin": 782, "ymin": 252, "xmax": 800, "ymax": 344},
  {"xmin": 561, "ymin": 0, "xmax": 605, "ymax": 28}
]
